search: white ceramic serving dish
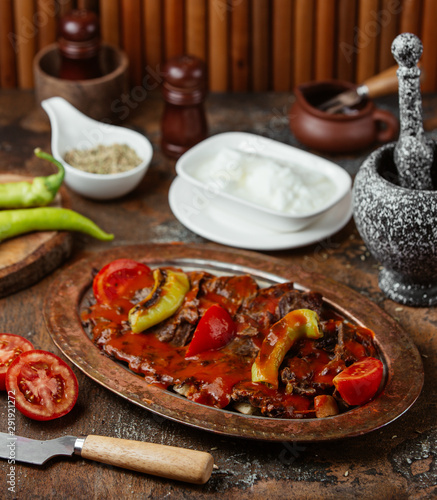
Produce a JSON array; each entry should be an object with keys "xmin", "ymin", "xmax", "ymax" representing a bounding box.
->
[
  {"xmin": 175, "ymin": 132, "xmax": 352, "ymax": 232},
  {"xmin": 42, "ymin": 97, "xmax": 153, "ymax": 200}
]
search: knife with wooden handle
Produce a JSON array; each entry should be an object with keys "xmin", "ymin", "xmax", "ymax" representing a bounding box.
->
[
  {"xmin": 318, "ymin": 65, "xmax": 414, "ymax": 113},
  {"xmin": 0, "ymin": 433, "xmax": 214, "ymax": 484}
]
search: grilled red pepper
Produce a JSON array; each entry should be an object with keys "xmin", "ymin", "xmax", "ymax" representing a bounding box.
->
[{"xmin": 185, "ymin": 304, "xmax": 236, "ymax": 357}]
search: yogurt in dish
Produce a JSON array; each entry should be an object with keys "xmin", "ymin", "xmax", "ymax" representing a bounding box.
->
[{"xmin": 192, "ymin": 148, "xmax": 337, "ymax": 215}]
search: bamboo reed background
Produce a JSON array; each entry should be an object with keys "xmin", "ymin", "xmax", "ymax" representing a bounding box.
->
[{"xmin": 0, "ymin": 0, "xmax": 436, "ymax": 92}]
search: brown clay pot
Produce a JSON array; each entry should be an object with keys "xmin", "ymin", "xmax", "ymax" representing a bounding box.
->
[{"xmin": 289, "ymin": 80, "xmax": 399, "ymax": 154}]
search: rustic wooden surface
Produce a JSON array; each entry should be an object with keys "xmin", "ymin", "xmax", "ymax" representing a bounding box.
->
[{"xmin": 0, "ymin": 90, "xmax": 436, "ymax": 500}]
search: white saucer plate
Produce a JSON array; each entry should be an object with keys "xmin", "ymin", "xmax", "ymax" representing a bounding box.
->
[
  {"xmin": 169, "ymin": 176, "xmax": 353, "ymax": 251},
  {"xmin": 175, "ymin": 132, "xmax": 352, "ymax": 233}
]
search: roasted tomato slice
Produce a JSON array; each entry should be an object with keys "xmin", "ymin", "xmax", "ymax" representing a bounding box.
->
[
  {"xmin": 93, "ymin": 258, "xmax": 154, "ymax": 305},
  {"xmin": 333, "ymin": 357, "xmax": 384, "ymax": 406},
  {"xmin": 186, "ymin": 304, "xmax": 236, "ymax": 357},
  {"xmin": 0, "ymin": 334, "xmax": 34, "ymax": 391},
  {"xmin": 5, "ymin": 350, "xmax": 79, "ymax": 421}
]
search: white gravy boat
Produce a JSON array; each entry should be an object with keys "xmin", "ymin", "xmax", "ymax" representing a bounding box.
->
[{"xmin": 42, "ymin": 97, "xmax": 153, "ymax": 200}]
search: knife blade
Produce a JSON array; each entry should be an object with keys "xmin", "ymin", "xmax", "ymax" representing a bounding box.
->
[
  {"xmin": 318, "ymin": 65, "xmax": 400, "ymax": 114},
  {"xmin": 0, "ymin": 433, "xmax": 214, "ymax": 484}
]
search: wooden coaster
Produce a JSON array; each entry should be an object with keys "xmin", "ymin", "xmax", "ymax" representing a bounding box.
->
[{"xmin": 0, "ymin": 174, "xmax": 73, "ymax": 298}]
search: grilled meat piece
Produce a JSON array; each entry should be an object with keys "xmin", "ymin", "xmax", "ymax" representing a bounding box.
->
[
  {"xmin": 228, "ymin": 336, "xmax": 258, "ymax": 362},
  {"xmin": 154, "ymin": 273, "xmax": 259, "ymax": 346},
  {"xmin": 334, "ymin": 322, "xmax": 377, "ymax": 365},
  {"xmin": 198, "ymin": 274, "xmax": 259, "ymax": 315},
  {"xmin": 153, "ymin": 271, "xmax": 212, "ymax": 346},
  {"xmin": 315, "ymin": 320, "xmax": 340, "ymax": 352},
  {"xmin": 231, "ymin": 381, "xmax": 310, "ymax": 418},
  {"xmin": 280, "ymin": 325, "xmax": 346, "ymax": 397},
  {"xmin": 278, "ymin": 289, "xmax": 323, "ymax": 319},
  {"xmin": 238, "ymin": 283, "xmax": 323, "ymax": 335},
  {"xmin": 280, "ymin": 355, "xmax": 345, "ymax": 397},
  {"xmin": 280, "ymin": 357, "xmax": 317, "ymax": 397}
]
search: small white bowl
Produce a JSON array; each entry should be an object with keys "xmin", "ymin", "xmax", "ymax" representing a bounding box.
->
[
  {"xmin": 42, "ymin": 97, "xmax": 153, "ymax": 200},
  {"xmin": 175, "ymin": 132, "xmax": 352, "ymax": 232}
]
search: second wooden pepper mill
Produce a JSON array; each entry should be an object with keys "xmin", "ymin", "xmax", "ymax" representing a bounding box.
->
[
  {"xmin": 161, "ymin": 55, "xmax": 208, "ymax": 159},
  {"xmin": 58, "ymin": 9, "xmax": 102, "ymax": 81}
]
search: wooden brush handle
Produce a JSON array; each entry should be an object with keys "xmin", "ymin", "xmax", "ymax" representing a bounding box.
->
[
  {"xmin": 79, "ymin": 435, "xmax": 214, "ymax": 484},
  {"xmin": 363, "ymin": 65, "xmax": 399, "ymax": 99},
  {"xmin": 364, "ymin": 64, "xmax": 425, "ymax": 99}
]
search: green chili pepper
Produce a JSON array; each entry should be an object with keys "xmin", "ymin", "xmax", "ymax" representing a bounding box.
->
[
  {"xmin": 0, "ymin": 207, "xmax": 113, "ymax": 242},
  {"xmin": 252, "ymin": 309, "xmax": 323, "ymax": 389},
  {"xmin": 0, "ymin": 148, "xmax": 64, "ymax": 208},
  {"xmin": 129, "ymin": 268, "xmax": 190, "ymax": 334}
]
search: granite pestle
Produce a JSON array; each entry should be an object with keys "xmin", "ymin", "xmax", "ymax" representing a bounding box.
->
[{"xmin": 391, "ymin": 33, "xmax": 434, "ymax": 190}]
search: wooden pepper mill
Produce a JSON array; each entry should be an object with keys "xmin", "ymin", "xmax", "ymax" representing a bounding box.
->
[
  {"xmin": 58, "ymin": 9, "xmax": 102, "ymax": 81},
  {"xmin": 161, "ymin": 55, "xmax": 208, "ymax": 159}
]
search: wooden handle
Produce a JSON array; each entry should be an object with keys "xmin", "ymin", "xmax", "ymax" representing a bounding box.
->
[
  {"xmin": 424, "ymin": 115, "xmax": 437, "ymax": 131},
  {"xmin": 364, "ymin": 64, "xmax": 425, "ymax": 99},
  {"xmin": 80, "ymin": 435, "xmax": 214, "ymax": 484},
  {"xmin": 363, "ymin": 65, "xmax": 399, "ymax": 98}
]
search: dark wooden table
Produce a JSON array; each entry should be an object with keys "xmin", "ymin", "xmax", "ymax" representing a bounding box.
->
[{"xmin": 0, "ymin": 90, "xmax": 436, "ymax": 500}]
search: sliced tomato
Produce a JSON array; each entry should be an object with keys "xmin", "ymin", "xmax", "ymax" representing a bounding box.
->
[
  {"xmin": 5, "ymin": 350, "xmax": 79, "ymax": 421},
  {"xmin": 93, "ymin": 259, "xmax": 154, "ymax": 305},
  {"xmin": 0, "ymin": 334, "xmax": 34, "ymax": 391},
  {"xmin": 186, "ymin": 304, "xmax": 236, "ymax": 357},
  {"xmin": 333, "ymin": 357, "xmax": 384, "ymax": 406}
]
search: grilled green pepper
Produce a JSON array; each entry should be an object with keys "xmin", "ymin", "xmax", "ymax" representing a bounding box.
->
[
  {"xmin": 0, "ymin": 207, "xmax": 113, "ymax": 242},
  {"xmin": 129, "ymin": 268, "xmax": 190, "ymax": 334},
  {"xmin": 0, "ymin": 149, "xmax": 65, "ymax": 208},
  {"xmin": 252, "ymin": 309, "xmax": 323, "ymax": 389}
]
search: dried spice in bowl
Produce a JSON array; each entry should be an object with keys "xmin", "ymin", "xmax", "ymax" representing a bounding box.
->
[{"xmin": 64, "ymin": 144, "xmax": 143, "ymax": 175}]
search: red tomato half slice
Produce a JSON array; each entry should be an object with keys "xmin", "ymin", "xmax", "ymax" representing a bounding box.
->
[
  {"xmin": 0, "ymin": 334, "xmax": 34, "ymax": 391},
  {"xmin": 93, "ymin": 258, "xmax": 154, "ymax": 305},
  {"xmin": 186, "ymin": 304, "xmax": 236, "ymax": 357},
  {"xmin": 333, "ymin": 357, "xmax": 384, "ymax": 406},
  {"xmin": 6, "ymin": 350, "xmax": 79, "ymax": 421}
]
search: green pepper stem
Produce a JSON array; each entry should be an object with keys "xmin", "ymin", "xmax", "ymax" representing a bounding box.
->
[
  {"xmin": 0, "ymin": 149, "xmax": 65, "ymax": 208},
  {"xmin": 34, "ymin": 148, "xmax": 65, "ymax": 193}
]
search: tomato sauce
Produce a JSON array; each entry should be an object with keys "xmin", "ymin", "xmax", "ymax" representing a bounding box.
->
[{"xmin": 82, "ymin": 270, "xmax": 378, "ymax": 417}]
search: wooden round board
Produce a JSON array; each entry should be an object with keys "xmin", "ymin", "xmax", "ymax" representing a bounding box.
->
[{"xmin": 0, "ymin": 174, "xmax": 73, "ymax": 298}]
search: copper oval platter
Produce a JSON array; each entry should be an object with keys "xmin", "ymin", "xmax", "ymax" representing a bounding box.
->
[{"xmin": 43, "ymin": 243, "xmax": 424, "ymax": 442}]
